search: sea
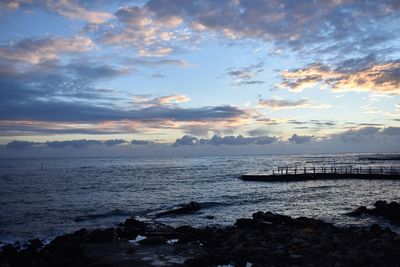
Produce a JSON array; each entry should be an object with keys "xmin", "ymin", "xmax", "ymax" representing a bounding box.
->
[{"xmin": 1, "ymin": 153, "xmax": 400, "ymax": 245}]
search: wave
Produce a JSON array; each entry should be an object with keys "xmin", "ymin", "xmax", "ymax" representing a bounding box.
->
[{"xmin": 73, "ymin": 209, "xmax": 131, "ymax": 222}]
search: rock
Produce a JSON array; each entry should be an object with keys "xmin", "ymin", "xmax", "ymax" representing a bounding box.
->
[
  {"xmin": 116, "ymin": 226, "xmax": 139, "ymax": 240},
  {"xmin": 252, "ymin": 211, "xmax": 292, "ymax": 225},
  {"xmin": 40, "ymin": 242, "xmax": 85, "ymax": 267},
  {"xmin": 51, "ymin": 228, "xmax": 88, "ymax": 244},
  {"xmin": 370, "ymin": 224, "xmax": 382, "ymax": 232},
  {"xmin": 83, "ymin": 228, "xmax": 115, "ymax": 243},
  {"xmin": 290, "ymin": 253, "xmax": 303, "ymax": 260},
  {"xmin": 347, "ymin": 206, "xmax": 368, "ymax": 216},
  {"xmin": 348, "ymin": 201, "xmax": 400, "ymax": 224},
  {"xmin": 184, "ymin": 256, "xmax": 210, "ymax": 267},
  {"xmin": 4, "ymin": 208, "xmax": 400, "ymax": 267},
  {"xmin": 138, "ymin": 236, "xmax": 167, "ymax": 246},
  {"xmin": 1, "ymin": 245, "xmax": 33, "ymax": 267},
  {"xmin": 176, "ymin": 225, "xmax": 195, "ymax": 233},
  {"xmin": 235, "ymin": 218, "xmax": 256, "ymax": 228},
  {"xmin": 29, "ymin": 239, "xmax": 43, "ymax": 250},
  {"xmin": 156, "ymin": 201, "xmax": 201, "ymax": 217},
  {"xmin": 123, "ymin": 218, "xmax": 146, "ymax": 228}
]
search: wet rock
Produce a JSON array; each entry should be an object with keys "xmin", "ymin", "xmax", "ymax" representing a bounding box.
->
[
  {"xmin": 40, "ymin": 242, "xmax": 85, "ymax": 267},
  {"xmin": 83, "ymin": 228, "xmax": 115, "ymax": 243},
  {"xmin": 29, "ymin": 239, "xmax": 43, "ymax": 250},
  {"xmin": 138, "ymin": 236, "xmax": 167, "ymax": 246},
  {"xmin": 51, "ymin": 228, "xmax": 88, "ymax": 244},
  {"xmin": 235, "ymin": 218, "xmax": 256, "ymax": 228},
  {"xmin": 184, "ymin": 256, "xmax": 210, "ymax": 267},
  {"xmin": 252, "ymin": 211, "xmax": 292, "ymax": 225},
  {"xmin": 156, "ymin": 201, "xmax": 201, "ymax": 217},
  {"xmin": 4, "ymin": 209, "xmax": 400, "ymax": 267},
  {"xmin": 347, "ymin": 206, "xmax": 368, "ymax": 216},
  {"xmin": 176, "ymin": 225, "xmax": 195, "ymax": 233},
  {"xmin": 123, "ymin": 218, "xmax": 146, "ymax": 228},
  {"xmin": 348, "ymin": 201, "xmax": 400, "ymax": 224}
]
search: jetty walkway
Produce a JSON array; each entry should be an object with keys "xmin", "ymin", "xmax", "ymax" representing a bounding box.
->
[{"xmin": 241, "ymin": 166, "xmax": 400, "ymax": 182}]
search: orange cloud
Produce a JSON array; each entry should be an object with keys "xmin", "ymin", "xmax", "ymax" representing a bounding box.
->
[{"xmin": 279, "ymin": 62, "xmax": 400, "ymax": 94}]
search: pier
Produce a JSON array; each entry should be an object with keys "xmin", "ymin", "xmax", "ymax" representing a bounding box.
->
[{"xmin": 241, "ymin": 166, "xmax": 400, "ymax": 182}]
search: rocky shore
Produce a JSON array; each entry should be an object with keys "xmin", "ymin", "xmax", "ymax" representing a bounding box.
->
[
  {"xmin": 348, "ymin": 200, "xmax": 400, "ymax": 224},
  {"xmin": 2, "ymin": 208, "xmax": 400, "ymax": 267}
]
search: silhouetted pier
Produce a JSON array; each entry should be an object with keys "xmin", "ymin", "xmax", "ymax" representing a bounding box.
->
[{"xmin": 241, "ymin": 165, "xmax": 400, "ymax": 182}]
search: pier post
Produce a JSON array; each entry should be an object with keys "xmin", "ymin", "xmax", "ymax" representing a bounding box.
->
[
  {"xmin": 286, "ymin": 166, "xmax": 288, "ymax": 175},
  {"xmin": 295, "ymin": 167, "xmax": 297, "ymax": 174},
  {"xmin": 380, "ymin": 167, "xmax": 383, "ymax": 174},
  {"xmin": 273, "ymin": 170, "xmax": 275, "ymax": 175},
  {"xmin": 304, "ymin": 167, "xmax": 306, "ymax": 174},
  {"xmin": 331, "ymin": 166, "xmax": 333, "ymax": 173},
  {"xmin": 369, "ymin": 166, "xmax": 372, "ymax": 174}
]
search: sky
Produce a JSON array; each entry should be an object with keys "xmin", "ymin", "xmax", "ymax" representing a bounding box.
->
[{"xmin": 0, "ymin": 0, "xmax": 399, "ymax": 155}]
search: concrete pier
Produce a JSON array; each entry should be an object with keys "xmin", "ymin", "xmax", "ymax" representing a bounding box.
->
[
  {"xmin": 241, "ymin": 173, "xmax": 400, "ymax": 182},
  {"xmin": 241, "ymin": 166, "xmax": 400, "ymax": 182}
]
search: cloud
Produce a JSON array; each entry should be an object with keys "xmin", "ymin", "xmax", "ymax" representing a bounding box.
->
[
  {"xmin": 131, "ymin": 139, "xmax": 153, "ymax": 145},
  {"xmin": 173, "ymin": 134, "xmax": 278, "ymax": 146},
  {"xmin": 0, "ymin": 36, "xmax": 95, "ymax": 64},
  {"xmin": 46, "ymin": 139, "xmax": 104, "ymax": 149},
  {"xmin": 6, "ymin": 1, "xmax": 400, "ymax": 61},
  {"xmin": 257, "ymin": 98, "xmax": 331, "ymax": 110},
  {"xmin": 334, "ymin": 127, "xmax": 382, "ymax": 143},
  {"xmin": 6, "ymin": 139, "xmax": 131, "ymax": 150},
  {"xmin": 46, "ymin": 0, "xmax": 114, "ymax": 24},
  {"xmin": 288, "ymin": 134, "xmax": 315, "ymax": 144},
  {"xmin": 6, "ymin": 140, "xmax": 39, "ymax": 150},
  {"xmin": 2, "ymin": 0, "xmax": 113, "ymax": 24},
  {"xmin": 382, "ymin": 126, "xmax": 400, "ymax": 136},
  {"xmin": 173, "ymin": 135, "xmax": 198, "ymax": 146},
  {"xmin": 131, "ymin": 94, "xmax": 191, "ymax": 108},
  {"xmin": 278, "ymin": 59, "xmax": 400, "ymax": 94},
  {"xmin": 104, "ymin": 139, "xmax": 128, "ymax": 146},
  {"xmin": 226, "ymin": 61, "xmax": 265, "ymax": 86},
  {"xmin": 0, "ymin": 99, "xmax": 246, "ymax": 123},
  {"xmin": 125, "ymin": 58, "xmax": 190, "ymax": 68},
  {"xmin": 247, "ymin": 128, "xmax": 269, "ymax": 137},
  {"xmin": 0, "ymin": 120, "xmax": 128, "ymax": 136},
  {"xmin": 102, "ymin": 5, "xmax": 189, "ymax": 56},
  {"xmin": 143, "ymin": 0, "xmax": 400, "ymax": 56},
  {"xmin": 4, "ymin": 127, "xmax": 400, "ymax": 155}
]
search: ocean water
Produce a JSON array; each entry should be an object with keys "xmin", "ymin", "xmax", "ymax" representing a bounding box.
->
[{"xmin": 1, "ymin": 153, "xmax": 400, "ymax": 244}]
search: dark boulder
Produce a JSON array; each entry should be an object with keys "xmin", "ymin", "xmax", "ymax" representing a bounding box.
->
[
  {"xmin": 347, "ymin": 206, "xmax": 368, "ymax": 216},
  {"xmin": 138, "ymin": 236, "xmax": 167, "ymax": 246},
  {"xmin": 83, "ymin": 228, "xmax": 115, "ymax": 243},
  {"xmin": 347, "ymin": 201, "xmax": 400, "ymax": 224},
  {"xmin": 51, "ymin": 228, "xmax": 88, "ymax": 245},
  {"xmin": 123, "ymin": 218, "xmax": 146, "ymax": 228},
  {"xmin": 29, "ymin": 239, "xmax": 43, "ymax": 250}
]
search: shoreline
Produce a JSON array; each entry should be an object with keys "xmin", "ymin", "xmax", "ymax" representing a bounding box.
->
[{"xmin": 2, "ymin": 206, "xmax": 400, "ymax": 267}]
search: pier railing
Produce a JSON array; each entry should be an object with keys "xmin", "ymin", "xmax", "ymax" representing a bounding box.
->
[{"xmin": 272, "ymin": 166, "xmax": 400, "ymax": 175}]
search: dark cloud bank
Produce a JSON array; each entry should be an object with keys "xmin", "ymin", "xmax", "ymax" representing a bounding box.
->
[{"xmin": 2, "ymin": 127, "xmax": 399, "ymax": 157}]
